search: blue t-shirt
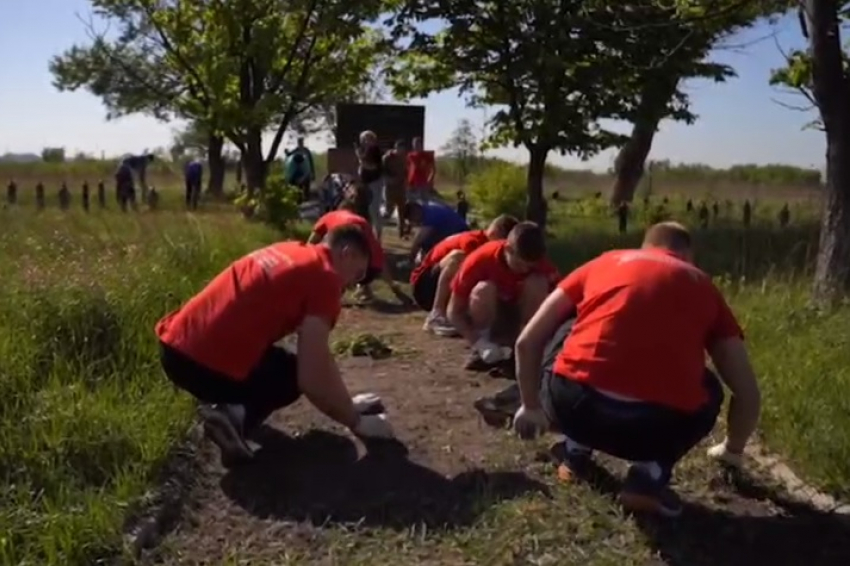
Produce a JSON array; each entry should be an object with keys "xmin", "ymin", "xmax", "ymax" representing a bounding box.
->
[
  {"xmin": 185, "ymin": 160, "xmax": 203, "ymax": 180},
  {"xmin": 420, "ymin": 202, "xmax": 469, "ymax": 252}
]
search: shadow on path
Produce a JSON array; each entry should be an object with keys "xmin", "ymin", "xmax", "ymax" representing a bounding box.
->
[{"xmin": 221, "ymin": 427, "xmax": 548, "ymax": 531}]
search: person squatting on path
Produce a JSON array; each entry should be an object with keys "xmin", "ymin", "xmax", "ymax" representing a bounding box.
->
[
  {"xmin": 355, "ymin": 130, "xmax": 385, "ymax": 241},
  {"xmin": 403, "ymin": 200, "xmax": 469, "ymax": 266},
  {"xmin": 155, "ymin": 227, "xmax": 396, "ymax": 467},
  {"xmin": 448, "ymin": 222, "xmax": 560, "ymax": 371},
  {"xmin": 510, "ymin": 221, "xmax": 762, "ymax": 517},
  {"xmin": 411, "ymin": 214, "xmax": 519, "ymax": 337},
  {"xmin": 308, "ymin": 193, "xmax": 412, "ymax": 306},
  {"xmin": 382, "ymin": 140, "xmax": 408, "ymax": 237},
  {"xmin": 115, "ymin": 153, "xmax": 154, "ymax": 209},
  {"xmin": 184, "ymin": 158, "xmax": 203, "ymax": 210}
]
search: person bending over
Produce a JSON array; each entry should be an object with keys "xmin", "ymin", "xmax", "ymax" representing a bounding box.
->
[
  {"xmin": 308, "ymin": 197, "xmax": 411, "ymax": 306},
  {"xmin": 448, "ymin": 222, "xmax": 559, "ymax": 370},
  {"xmin": 156, "ymin": 226, "xmax": 396, "ymax": 468},
  {"xmin": 404, "ymin": 200, "xmax": 469, "ymax": 266},
  {"xmin": 412, "ymin": 214, "xmax": 519, "ymax": 336},
  {"xmin": 511, "ymin": 221, "xmax": 761, "ymax": 518}
]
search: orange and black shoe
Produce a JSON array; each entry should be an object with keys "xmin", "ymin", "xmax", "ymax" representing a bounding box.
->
[
  {"xmin": 619, "ymin": 466, "xmax": 683, "ymax": 518},
  {"xmin": 550, "ymin": 442, "xmax": 593, "ymax": 483}
]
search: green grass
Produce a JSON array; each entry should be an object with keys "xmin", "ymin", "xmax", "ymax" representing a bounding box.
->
[{"xmin": 1, "ymin": 190, "xmax": 849, "ymax": 565}]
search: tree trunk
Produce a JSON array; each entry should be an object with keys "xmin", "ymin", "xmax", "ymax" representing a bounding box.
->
[
  {"xmin": 244, "ymin": 127, "xmax": 267, "ymax": 196},
  {"xmin": 206, "ymin": 134, "xmax": 225, "ymax": 197},
  {"xmin": 806, "ymin": 0, "xmax": 850, "ymax": 303},
  {"xmin": 609, "ymin": 77, "xmax": 679, "ymax": 206},
  {"xmin": 525, "ymin": 145, "xmax": 549, "ymax": 227}
]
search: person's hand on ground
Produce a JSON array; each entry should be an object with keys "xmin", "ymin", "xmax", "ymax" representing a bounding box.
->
[
  {"xmin": 352, "ymin": 392, "xmax": 385, "ymax": 415},
  {"xmin": 474, "ymin": 338, "xmax": 509, "ymax": 364},
  {"xmin": 353, "ymin": 413, "xmax": 395, "ymax": 439},
  {"xmin": 513, "ymin": 405, "xmax": 549, "ymax": 440},
  {"xmin": 707, "ymin": 438, "xmax": 744, "ymax": 468}
]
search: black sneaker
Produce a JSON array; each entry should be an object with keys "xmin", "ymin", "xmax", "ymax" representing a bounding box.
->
[
  {"xmin": 464, "ymin": 349, "xmax": 513, "ymax": 373},
  {"xmin": 550, "ymin": 441, "xmax": 593, "ymax": 483},
  {"xmin": 201, "ymin": 404, "xmax": 254, "ymax": 468},
  {"xmin": 473, "ymin": 384, "xmax": 521, "ymax": 427},
  {"xmin": 619, "ymin": 465, "xmax": 683, "ymax": 517}
]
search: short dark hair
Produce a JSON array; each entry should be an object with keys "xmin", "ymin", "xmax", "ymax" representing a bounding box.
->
[
  {"xmin": 507, "ymin": 221, "xmax": 546, "ymax": 262},
  {"xmin": 488, "ymin": 214, "xmax": 520, "ymax": 239},
  {"xmin": 326, "ymin": 224, "xmax": 372, "ymax": 262}
]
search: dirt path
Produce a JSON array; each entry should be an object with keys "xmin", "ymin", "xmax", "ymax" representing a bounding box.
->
[{"xmin": 147, "ymin": 238, "xmax": 850, "ymax": 566}]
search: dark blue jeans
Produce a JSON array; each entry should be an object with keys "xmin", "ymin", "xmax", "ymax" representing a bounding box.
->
[{"xmin": 539, "ymin": 319, "xmax": 724, "ymax": 477}]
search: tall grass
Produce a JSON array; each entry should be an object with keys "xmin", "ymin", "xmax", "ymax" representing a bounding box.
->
[{"xmin": 0, "ymin": 208, "xmax": 282, "ymax": 565}]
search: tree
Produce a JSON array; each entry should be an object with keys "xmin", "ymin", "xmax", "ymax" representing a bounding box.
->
[
  {"xmin": 41, "ymin": 147, "xmax": 66, "ymax": 163},
  {"xmin": 771, "ymin": 1, "xmax": 850, "ymax": 303},
  {"xmin": 51, "ymin": 0, "xmax": 388, "ymax": 193},
  {"xmin": 441, "ymin": 119, "xmax": 480, "ymax": 183}
]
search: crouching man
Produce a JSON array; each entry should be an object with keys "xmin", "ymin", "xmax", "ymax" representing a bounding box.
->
[
  {"xmin": 448, "ymin": 222, "xmax": 559, "ymax": 370},
  {"xmin": 412, "ymin": 214, "xmax": 519, "ymax": 336},
  {"xmin": 510, "ymin": 222, "xmax": 761, "ymax": 517},
  {"xmin": 308, "ymin": 193, "xmax": 412, "ymax": 306},
  {"xmin": 155, "ymin": 225, "xmax": 395, "ymax": 468}
]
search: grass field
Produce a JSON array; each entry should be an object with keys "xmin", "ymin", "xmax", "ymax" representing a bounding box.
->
[{"xmin": 1, "ymin": 179, "xmax": 848, "ymax": 565}]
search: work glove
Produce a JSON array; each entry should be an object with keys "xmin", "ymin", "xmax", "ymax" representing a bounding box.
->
[
  {"xmin": 353, "ymin": 413, "xmax": 395, "ymax": 439},
  {"xmin": 512, "ymin": 405, "xmax": 550, "ymax": 440},
  {"xmin": 707, "ymin": 438, "xmax": 744, "ymax": 468},
  {"xmin": 352, "ymin": 392, "xmax": 385, "ymax": 415},
  {"xmin": 474, "ymin": 337, "xmax": 511, "ymax": 364}
]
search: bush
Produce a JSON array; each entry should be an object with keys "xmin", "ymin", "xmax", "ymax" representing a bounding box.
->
[
  {"xmin": 467, "ymin": 163, "xmax": 527, "ymax": 220},
  {"xmin": 233, "ymin": 172, "xmax": 301, "ymax": 231}
]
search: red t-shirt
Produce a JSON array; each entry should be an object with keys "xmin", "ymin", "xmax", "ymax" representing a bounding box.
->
[
  {"xmin": 450, "ymin": 240, "xmax": 560, "ymax": 304},
  {"xmin": 156, "ymin": 242, "xmax": 342, "ymax": 380},
  {"xmin": 410, "ymin": 229, "xmax": 489, "ymax": 285},
  {"xmin": 554, "ymin": 248, "xmax": 744, "ymax": 412},
  {"xmin": 312, "ymin": 210, "xmax": 384, "ymax": 271},
  {"xmin": 406, "ymin": 151, "xmax": 434, "ymax": 187}
]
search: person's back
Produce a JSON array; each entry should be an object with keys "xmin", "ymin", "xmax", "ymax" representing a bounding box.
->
[
  {"xmin": 557, "ymin": 247, "xmax": 734, "ymax": 412},
  {"xmin": 422, "ymin": 201, "xmax": 468, "ymax": 239}
]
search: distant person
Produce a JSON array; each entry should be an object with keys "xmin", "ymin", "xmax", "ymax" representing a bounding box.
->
[
  {"xmin": 116, "ymin": 153, "xmax": 154, "ymax": 209},
  {"xmin": 155, "ymin": 227, "xmax": 396, "ymax": 467},
  {"xmin": 456, "ymin": 191, "xmax": 469, "ymax": 222},
  {"xmin": 382, "ymin": 140, "xmax": 408, "ymax": 237},
  {"xmin": 355, "ymin": 130, "xmax": 385, "ymax": 241},
  {"xmin": 284, "ymin": 152, "xmax": 312, "ymax": 202},
  {"xmin": 508, "ymin": 222, "xmax": 761, "ymax": 517},
  {"xmin": 285, "ymin": 137, "xmax": 316, "ymax": 201},
  {"xmin": 406, "ymin": 137, "xmax": 436, "ymax": 201},
  {"xmin": 403, "ymin": 200, "xmax": 469, "ymax": 265},
  {"xmin": 184, "ymin": 159, "xmax": 203, "ymax": 210}
]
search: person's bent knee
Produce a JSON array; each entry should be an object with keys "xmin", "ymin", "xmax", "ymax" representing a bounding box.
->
[{"xmin": 469, "ymin": 281, "xmax": 498, "ymax": 306}]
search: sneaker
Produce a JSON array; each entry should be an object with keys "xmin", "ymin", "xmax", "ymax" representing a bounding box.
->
[
  {"xmin": 422, "ymin": 312, "xmax": 459, "ymax": 337},
  {"xmin": 201, "ymin": 404, "xmax": 254, "ymax": 468},
  {"xmin": 473, "ymin": 383, "xmax": 521, "ymax": 427},
  {"xmin": 555, "ymin": 448, "xmax": 593, "ymax": 483},
  {"xmin": 464, "ymin": 346, "xmax": 512, "ymax": 372},
  {"xmin": 619, "ymin": 465, "xmax": 683, "ymax": 517}
]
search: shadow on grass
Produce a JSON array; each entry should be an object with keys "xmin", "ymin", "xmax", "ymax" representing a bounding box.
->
[
  {"xmin": 548, "ymin": 220, "xmax": 820, "ymax": 281},
  {"xmin": 220, "ymin": 427, "xmax": 548, "ymax": 531},
  {"xmin": 545, "ymin": 443, "xmax": 850, "ymax": 566}
]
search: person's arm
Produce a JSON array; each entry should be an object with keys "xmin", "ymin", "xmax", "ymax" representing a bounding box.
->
[
  {"xmin": 514, "ymin": 288, "xmax": 575, "ymax": 410},
  {"xmin": 296, "ymin": 315, "xmax": 360, "ymax": 430},
  {"xmin": 708, "ymin": 337, "xmax": 761, "ymax": 454},
  {"xmin": 408, "ymin": 226, "xmax": 433, "ymax": 263},
  {"xmin": 427, "ymin": 154, "xmax": 435, "ymax": 185},
  {"xmin": 381, "ymin": 265, "xmax": 411, "ymax": 302},
  {"xmin": 447, "ymin": 259, "xmax": 481, "ymax": 345}
]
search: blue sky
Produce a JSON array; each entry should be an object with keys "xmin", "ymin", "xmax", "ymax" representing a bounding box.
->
[{"xmin": 0, "ymin": 1, "xmax": 825, "ymax": 171}]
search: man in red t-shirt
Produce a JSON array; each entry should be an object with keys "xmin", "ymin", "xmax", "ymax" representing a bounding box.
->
[
  {"xmin": 503, "ymin": 222, "xmax": 761, "ymax": 518},
  {"xmin": 448, "ymin": 222, "xmax": 559, "ymax": 370},
  {"xmin": 308, "ymin": 194, "xmax": 411, "ymax": 306},
  {"xmin": 411, "ymin": 214, "xmax": 518, "ymax": 336},
  {"xmin": 406, "ymin": 137, "xmax": 436, "ymax": 201},
  {"xmin": 155, "ymin": 226, "xmax": 396, "ymax": 467}
]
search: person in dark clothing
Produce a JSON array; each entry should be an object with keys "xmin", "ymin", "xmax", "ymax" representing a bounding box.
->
[{"xmin": 185, "ymin": 159, "xmax": 203, "ymax": 210}]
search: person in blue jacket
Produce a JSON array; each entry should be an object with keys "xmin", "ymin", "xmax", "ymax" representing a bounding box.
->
[
  {"xmin": 184, "ymin": 159, "xmax": 203, "ymax": 209},
  {"xmin": 403, "ymin": 200, "xmax": 470, "ymax": 265}
]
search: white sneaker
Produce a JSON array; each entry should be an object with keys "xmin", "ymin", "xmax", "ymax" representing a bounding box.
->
[{"xmin": 423, "ymin": 312, "xmax": 459, "ymax": 337}]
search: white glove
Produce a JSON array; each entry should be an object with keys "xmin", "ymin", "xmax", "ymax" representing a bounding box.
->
[
  {"xmin": 352, "ymin": 392, "xmax": 384, "ymax": 415},
  {"xmin": 353, "ymin": 414, "xmax": 395, "ymax": 439},
  {"xmin": 707, "ymin": 439, "xmax": 744, "ymax": 468},
  {"xmin": 512, "ymin": 405, "xmax": 549, "ymax": 440},
  {"xmin": 474, "ymin": 338, "xmax": 511, "ymax": 364}
]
